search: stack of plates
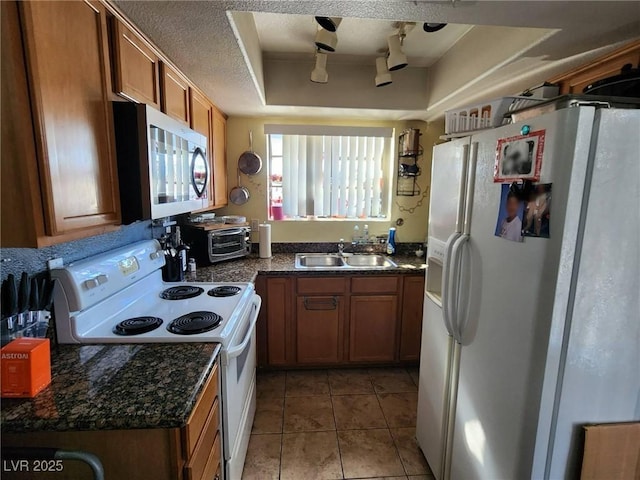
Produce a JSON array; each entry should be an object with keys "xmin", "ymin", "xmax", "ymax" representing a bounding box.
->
[{"xmin": 222, "ymin": 215, "xmax": 247, "ymax": 224}]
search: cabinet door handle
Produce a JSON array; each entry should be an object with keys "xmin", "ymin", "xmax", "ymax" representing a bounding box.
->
[{"xmin": 303, "ymin": 296, "xmax": 337, "ymax": 310}]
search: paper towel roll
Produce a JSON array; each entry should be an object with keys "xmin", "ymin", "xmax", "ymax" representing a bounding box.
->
[{"xmin": 259, "ymin": 224, "xmax": 272, "ymax": 258}]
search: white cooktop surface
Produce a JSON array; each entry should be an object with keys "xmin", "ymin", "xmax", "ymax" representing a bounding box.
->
[{"xmin": 69, "ymin": 274, "xmax": 255, "ymax": 344}]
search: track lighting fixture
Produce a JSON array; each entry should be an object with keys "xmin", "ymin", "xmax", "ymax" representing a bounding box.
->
[
  {"xmin": 423, "ymin": 22, "xmax": 447, "ymax": 32},
  {"xmin": 310, "ymin": 51, "xmax": 328, "ymax": 83},
  {"xmin": 315, "ymin": 28, "xmax": 338, "ymax": 52},
  {"xmin": 386, "ymin": 33, "xmax": 408, "ymax": 71},
  {"xmin": 375, "ymin": 57, "xmax": 392, "ymax": 87},
  {"xmin": 314, "ymin": 16, "xmax": 342, "ymax": 32}
]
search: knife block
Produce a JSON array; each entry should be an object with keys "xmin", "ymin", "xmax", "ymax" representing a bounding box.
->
[{"xmin": 162, "ymin": 254, "xmax": 184, "ymax": 282}]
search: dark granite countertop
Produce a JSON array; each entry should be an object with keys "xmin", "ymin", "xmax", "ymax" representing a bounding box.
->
[
  {"xmin": 1, "ymin": 343, "xmax": 220, "ymax": 434},
  {"xmin": 187, "ymin": 253, "xmax": 426, "ymax": 283}
]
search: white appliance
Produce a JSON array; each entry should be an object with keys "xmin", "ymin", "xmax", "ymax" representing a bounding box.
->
[
  {"xmin": 51, "ymin": 240, "xmax": 262, "ymax": 480},
  {"xmin": 113, "ymin": 103, "xmax": 210, "ymax": 223},
  {"xmin": 417, "ymin": 106, "xmax": 640, "ymax": 479}
]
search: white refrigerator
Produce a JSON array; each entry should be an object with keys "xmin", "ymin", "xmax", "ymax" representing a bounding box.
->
[{"xmin": 416, "ymin": 105, "xmax": 640, "ymax": 480}]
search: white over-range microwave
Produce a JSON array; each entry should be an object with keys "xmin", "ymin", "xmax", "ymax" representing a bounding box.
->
[{"xmin": 113, "ymin": 103, "xmax": 209, "ymax": 223}]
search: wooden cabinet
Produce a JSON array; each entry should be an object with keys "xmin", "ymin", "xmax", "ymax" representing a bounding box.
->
[
  {"xmin": 1, "ymin": 0, "xmax": 121, "ymax": 247},
  {"xmin": 110, "ymin": 18, "xmax": 160, "ymax": 108},
  {"xmin": 550, "ymin": 39, "xmax": 640, "ymax": 95},
  {"xmin": 3, "ymin": 359, "xmax": 221, "ymax": 480},
  {"xmin": 189, "ymin": 87, "xmax": 212, "ymax": 137},
  {"xmin": 160, "ymin": 62, "xmax": 190, "ymax": 125},
  {"xmin": 350, "ymin": 295, "xmax": 398, "ymax": 362},
  {"xmin": 257, "ymin": 273, "xmax": 425, "ymax": 367},
  {"xmin": 296, "ymin": 295, "xmax": 345, "ymax": 364},
  {"xmin": 264, "ymin": 277, "xmax": 294, "ymax": 366},
  {"xmin": 211, "ymin": 107, "xmax": 228, "ymax": 207},
  {"xmin": 399, "ymin": 275, "xmax": 425, "ymax": 361}
]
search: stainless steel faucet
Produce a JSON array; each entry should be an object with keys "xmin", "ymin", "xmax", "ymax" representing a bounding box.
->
[{"xmin": 338, "ymin": 238, "xmax": 345, "ymax": 256}]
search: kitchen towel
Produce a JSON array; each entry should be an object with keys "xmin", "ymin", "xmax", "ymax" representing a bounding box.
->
[{"xmin": 259, "ymin": 223, "xmax": 272, "ymax": 258}]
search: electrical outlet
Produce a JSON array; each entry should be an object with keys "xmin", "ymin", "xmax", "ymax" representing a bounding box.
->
[
  {"xmin": 47, "ymin": 257, "xmax": 64, "ymax": 270},
  {"xmin": 251, "ymin": 219, "xmax": 260, "ymax": 231}
]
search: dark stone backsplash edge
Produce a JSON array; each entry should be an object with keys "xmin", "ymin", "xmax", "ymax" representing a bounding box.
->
[
  {"xmin": 0, "ymin": 220, "xmax": 161, "ymax": 280},
  {"xmin": 0, "ymin": 223, "xmax": 425, "ymax": 281},
  {"xmin": 252, "ymin": 242, "xmax": 425, "ymax": 256}
]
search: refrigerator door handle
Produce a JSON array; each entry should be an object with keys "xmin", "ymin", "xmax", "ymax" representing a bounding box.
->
[
  {"xmin": 449, "ymin": 233, "xmax": 470, "ymax": 342},
  {"xmin": 453, "ymin": 141, "xmax": 479, "ymax": 342},
  {"xmin": 463, "ymin": 142, "xmax": 479, "ymax": 236},
  {"xmin": 441, "ymin": 231, "xmax": 460, "ymax": 337}
]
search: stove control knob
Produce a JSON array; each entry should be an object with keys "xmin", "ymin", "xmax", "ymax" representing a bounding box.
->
[
  {"xmin": 150, "ymin": 251, "xmax": 161, "ymax": 260},
  {"xmin": 96, "ymin": 274, "xmax": 108, "ymax": 285},
  {"xmin": 84, "ymin": 278, "xmax": 100, "ymax": 290}
]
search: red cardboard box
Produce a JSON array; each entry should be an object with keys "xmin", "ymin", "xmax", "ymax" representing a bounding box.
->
[{"xmin": 1, "ymin": 338, "xmax": 51, "ymax": 398}]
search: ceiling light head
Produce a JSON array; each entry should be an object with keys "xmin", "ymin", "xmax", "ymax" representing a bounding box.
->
[
  {"xmin": 423, "ymin": 22, "xmax": 447, "ymax": 32},
  {"xmin": 315, "ymin": 28, "xmax": 337, "ymax": 52},
  {"xmin": 375, "ymin": 57, "xmax": 392, "ymax": 87},
  {"xmin": 315, "ymin": 16, "xmax": 342, "ymax": 32},
  {"xmin": 310, "ymin": 52, "xmax": 328, "ymax": 84},
  {"xmin": 387, "ymin": 34, "xmax": 408, "ymax": 71}
]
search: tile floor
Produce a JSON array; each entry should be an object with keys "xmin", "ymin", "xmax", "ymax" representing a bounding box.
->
[{"xmin": 242, "ymin": 367, "xmax": 433, "ymax": 480}]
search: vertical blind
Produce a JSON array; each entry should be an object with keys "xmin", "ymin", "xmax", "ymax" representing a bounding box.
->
[{"xmin": 266, "ymin": 126, "xmax": 392, "ymax": 219}]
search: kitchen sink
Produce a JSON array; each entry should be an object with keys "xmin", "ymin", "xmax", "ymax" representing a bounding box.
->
[
  {"xmin": 294, "ymin": 253, "xmax": 397, "ymax": 269},
  {"xmin": 344, "ymin": 255, "xmax": 397, "ymax": 268},
  {"xmin": 296, "ymin": 254, "xmax": 345, "ymax": 268}
]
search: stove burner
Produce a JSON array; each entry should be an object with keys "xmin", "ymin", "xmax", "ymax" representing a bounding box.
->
[
  {"xmin": 208, "ymin": 286, "xmax": 242, "ymax": 298},
  {"xmin": 113, "ymin": 317, "xmax": 163, "ymax": 336},
  {"xmin": 167, "ymin": 311, "xmax": 222, "ymax": 335},
  {"xmin": 160, "ymin": 286, "xmax": 204, "ymax": 300}
]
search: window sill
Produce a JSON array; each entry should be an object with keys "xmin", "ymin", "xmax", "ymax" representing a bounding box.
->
[{"xmin": 268, "ymin": 217, "xmax": 389, "ymax": 223}]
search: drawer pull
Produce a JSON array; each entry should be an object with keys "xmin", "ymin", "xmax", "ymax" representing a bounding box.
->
[{"xmin": 303, "ymin": 296, "xmax": 337, "ymax": 310}]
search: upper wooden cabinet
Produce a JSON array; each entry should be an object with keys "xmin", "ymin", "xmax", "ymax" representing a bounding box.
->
[
  {"xmin": 160, "ymin": 62, "xmax": 190, "ymax": 125},
  {"xmin": 550, "ymin": 40, "xmax": 640, "ymax": 95},
  {"xmin": 1, "ymin": 0, "xmax": 121, "ymax": 247},
  {"xmin": 190, "ymin": 89, "xmax": 229, "ymax": 209},
  {"xmin": 189, "ymin": 88, "xmax": 212, "ymax": 137},
  {"xmin": 211, "ymin": 108, "xmax": 228, "ymax": 208},
  {"xmin": 110, "ymin": 18, "xmax": 161, "ymax": 108}
]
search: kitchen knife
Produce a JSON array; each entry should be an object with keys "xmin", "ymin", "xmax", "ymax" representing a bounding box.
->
[
  {"xmin": 43, "ymin": 278, "xmax": 56, "ymax": 311},
  {"xmin": 19, "ymin": 272, "xmax": 30, "ymax": 314},
  {"xmin": 30, "ymin": 277, "xmax": 39, "ymax": 311},
  {"xmin": 7, "ymin": 274, "xmax": 18, "ymax": 317},
  {"xmin": 30, "ymin": 277, "xmax": 40, "ymax": 324},
  {"xmin": 18, "ymin": 272, "xmax": 30, "ymax": 327},
  {"xmin": 1, "ymin": 280, "xmax": 7, "ymax": 318},
  {"xmin": 38, "ymin": 277, "xmax": 47, "ymax": 310}
]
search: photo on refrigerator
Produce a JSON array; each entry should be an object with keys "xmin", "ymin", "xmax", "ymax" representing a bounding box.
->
[
  {"xmin": 523, "ymin": 183, "xmax": 552, "ymax": 238},
  {"xmin": 495, "ymin": 184, "xmax": 524, "ymax": 242},
  {"xmin": 494, "ymin": 130, "xmax": 545, "ymax": 182}
]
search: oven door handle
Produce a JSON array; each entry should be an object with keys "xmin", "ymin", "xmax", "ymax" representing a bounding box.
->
[{"xmin": 225, "ymin": 297, "xmax": 261, "ymax": 360}]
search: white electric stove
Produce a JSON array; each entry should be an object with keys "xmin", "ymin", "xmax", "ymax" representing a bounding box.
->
[{"xmin": 50, "ymin": 239, "xmax": 261, "ymax": 480}]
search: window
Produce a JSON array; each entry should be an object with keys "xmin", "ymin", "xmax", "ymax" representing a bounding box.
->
[{"xmin": 266, "ymin": 125, "xmax": 393, "ymax": 220}]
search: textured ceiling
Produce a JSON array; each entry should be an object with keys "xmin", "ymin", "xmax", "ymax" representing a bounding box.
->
[
  {"xmin": 253, "ymin": 13, "xmax": 473, "ymax": 67},
  {"xmin": 112, "ymin": 1, "xmax": 640, "ymax": 120}
]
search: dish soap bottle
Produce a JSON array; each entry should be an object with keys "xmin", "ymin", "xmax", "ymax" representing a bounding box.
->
[{"xmin": 387, "ymin": 227, "xmax": 397, "ymax": 255}]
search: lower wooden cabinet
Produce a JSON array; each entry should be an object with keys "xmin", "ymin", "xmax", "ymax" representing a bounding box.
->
[
  {"xmin": 296, "ymin": 295, "xmax": 345, "ymax": 364},
  {"xmin": 263, "ymin": 277, "xmax": 293, "ymax": 366},
  {"xmin": 399, "ymin": 275, "xmax": 425, "ymax": 361},
  {"xmin": 3, "ymin": 360, "xmax": 221, "ymax": 480},
  {"xmin": 349, "ymin": 295, "xmax": 398, "ymax": 362},
  {"xmin": 257, "ymin": 273, "xmax": 425, "ymax": 368}
]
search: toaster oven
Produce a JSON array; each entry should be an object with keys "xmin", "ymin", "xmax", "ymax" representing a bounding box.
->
[{"xmin": 184, "ymin": 226, "xmax": 252, "ymax": 265}]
